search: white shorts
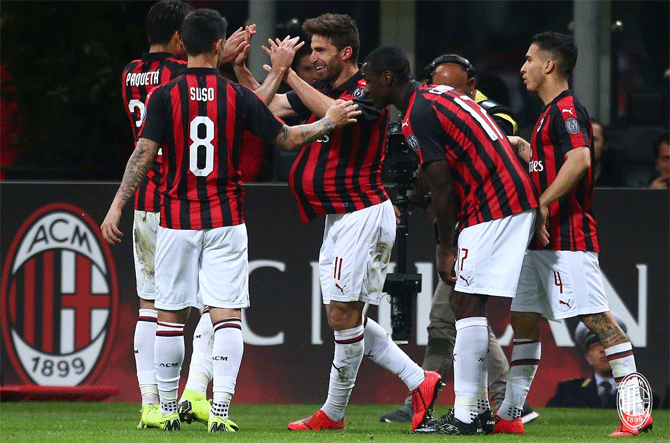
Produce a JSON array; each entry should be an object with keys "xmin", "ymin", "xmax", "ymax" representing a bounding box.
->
[
  {"xmin": 454, "ymin": 209, "xmax": 535, "ymax": 297},
  {"xmin": 512, "ymin": 250, "xmax": 609, "ymax": 321},
  {"xmin": 132, "ymin": 211, "xmax": 159, "ymax": 301},
  {"xmin": 319, "ymin": 200, "xmax": 395, "ymax": 305},
  {"xmin": 155, "ymin": 224, "xmax": 249, "ymax": 311}
]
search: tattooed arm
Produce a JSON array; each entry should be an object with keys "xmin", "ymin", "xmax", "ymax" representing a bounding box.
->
[
  {"xmin": 101, "ymin": 138, "xmax": 159, "ymax": 244},
  {"xmin": 273, "ymin": 100, "xmax": 360, "ymax": 150},
  {"xmin": 508, "ymin": 135, "xmax": 531, "ymax": 163}
]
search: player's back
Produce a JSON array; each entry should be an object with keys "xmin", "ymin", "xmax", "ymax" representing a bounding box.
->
[
  {"xmin": 121, "ymin": 52, "xmax": 187, "ymax": 212},
  {"xmin": 141, "ymin": 67, "xmax": 284, "ymax": 230},
  {"xmin": 406, "ymin": 84, "xmax": 537, "ymax": 228},
  {"xmin": 122, "ymin": 52, "xmax": 187, "ymax": 141}
]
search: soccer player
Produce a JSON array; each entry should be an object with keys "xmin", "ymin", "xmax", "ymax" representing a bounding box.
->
[
  {"xmin": 121, "ymin": 0, "xmax": 200, "ymax": 429},
  {"xmin": 102, "ymin": 8, "xmax": 360, "ymax": 432},
  {"xmin": 361, "ymin": 46, "xmax": 538, "ymax": 435},
  {"xmin": 235, "ymin": 13, "xmax": 443, "ymax": 433},
  {"xmin": 121, "ymin": 1, "xmax": 254, "ymax": 429},
  {"xmin": 380, "ymin": 53, "xmax": 537, "ymax": 424},
  {"xmin": 492, "ymin": 32, "xmax": 653, "ymax": 437}
]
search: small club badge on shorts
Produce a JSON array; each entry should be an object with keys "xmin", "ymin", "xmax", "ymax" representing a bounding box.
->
[{"xmin": 616, "ymin": 372, "xmax": 653, "ymax": 431}]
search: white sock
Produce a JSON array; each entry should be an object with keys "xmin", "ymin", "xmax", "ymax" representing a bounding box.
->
[
  {"xmin": 605, "ymin": 342, "xmax": 636, "ymax": 382},
  {"xmin": 453, "ymin": 317, "xmax": 489, "ymax": 424},
  {"xmin": 183, "ymin": 310, "xmax": 214, "ymax": 397},
  {"xmin": 498, "ymin": 339, "xmax": 541, "ymax": 421},
  {"xmin": 605, "ymin": 342, "xmax": 643, "ymax": 414},
  {"xmin": 155, "ymin": 321, "xmax": 185, "ymax": 415},
  {"xmin": 211, "ymin": 318, "xmax": 243, "ymax": 419},
  {"xmin": 135, "ymin": 309, "xmax": 158, "ymax": 406},
  {"xmin": 363, "ymin": 317, "xmax": 424, "ymax": 390},
  {"xmin": 321, "ymin": 325, "xmax": 365, "ymax": 423}
]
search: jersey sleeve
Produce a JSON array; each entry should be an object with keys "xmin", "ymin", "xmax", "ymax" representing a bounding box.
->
[
  {"xmin": 405, "ymin": 100, "xmax": 446, "ymax": 166},
  {"xmin": 339, "ymin": 89, "xmax": 382, "ymax": 123},
  {"xmin": 238, "ymin": 86, "xmax": 285, "ymax": 143},
  {"xmin": 286, "ymin": 90, "xmax": 313, "ymax": 121},
  {"xmin": 138, "ymin": 85, "xmax": 169, "ymax": 144},
  {"xmin": 550, "ymin": 102, "xmax": 591, "ymax": 156}
]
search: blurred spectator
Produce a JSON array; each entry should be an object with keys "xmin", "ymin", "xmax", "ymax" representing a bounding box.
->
[
  {"xmin": 649, "ymin": 132, "xmax": 669, "ymax": 189},
  {"xmin": 547, "ymin": 315, "xmax": 659, "ymax": 408},
  {"xmin": 591, "ymin": 119, "xmax": 626, "ymax": 187},
  {"xmin": 0, "ymin": 65, "xmax": 23, "ymax": 180}
]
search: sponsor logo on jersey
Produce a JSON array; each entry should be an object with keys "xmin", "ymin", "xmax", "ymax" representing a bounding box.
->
[
  {"xmin": 529, "ymin": 160, "xmax": 544, "ymax": 172},
  {"xmin": 1, "ymin": 203, "xmax": 118, "ymax": 385}
]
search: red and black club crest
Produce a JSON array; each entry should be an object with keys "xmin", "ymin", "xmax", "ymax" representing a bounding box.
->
[{"xmin": 1, "ymin": 203, "xmax": 118, "ymax": 385}]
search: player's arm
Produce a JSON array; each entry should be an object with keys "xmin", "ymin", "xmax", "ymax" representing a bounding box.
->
[
  {"xmin": 508, "ymin": 135, "xmax": 531, "ymax": 163},
  {"xmin": 101, "ymin": 138, "xmax": 160, "ymax": 245},
  {"xmin": 423, "ymin": 159, "xmax": 458, "ymax": 284},
  {"xmin": 273, "ymin": 100, "xmax": 360, "ymax": 151},
  {"xmin": 535, "ymin": 146, "xmax": 591, "ymax": 245},
  {"xmin": 283, "ymin": 68, "xmax": 336, "ymax": 118}
]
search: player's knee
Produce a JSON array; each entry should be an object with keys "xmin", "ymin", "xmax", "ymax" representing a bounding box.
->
[{"xmin": 510, "ymin": 311, "xmax": 541, "ymax": 339}]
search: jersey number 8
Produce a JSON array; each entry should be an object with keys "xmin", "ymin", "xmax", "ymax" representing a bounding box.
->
[{"xmin": 189, "ymin": 116, "xmax": 215, "ymax": 177}]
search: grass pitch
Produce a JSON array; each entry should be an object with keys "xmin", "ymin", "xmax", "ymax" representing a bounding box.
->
[{"xmin": 0, "ymin": 403, "xmax": 667, "ymax": 442}]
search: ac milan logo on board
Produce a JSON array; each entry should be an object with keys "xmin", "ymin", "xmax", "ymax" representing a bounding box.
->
[{"xmin": 1, "ymin": 203, "xmax": 118, "ymax": 385}]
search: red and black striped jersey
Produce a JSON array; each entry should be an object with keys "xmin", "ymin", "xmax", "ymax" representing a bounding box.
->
[
  {"xmin": 286, "ymin": 71, "xmax": 389, "ymax": 222},
  {"xmin": 403, "ymin": 83, "xmax": 537, "ymax": 229},
  {"xmin": 121, "ymin": 52, "xmax": 187, "ymax": 212},
  {"xmin": 529, "ymin": 90, "xmax": 599, "ymax": 252},
  {"xmin": 139, "ymin": 67, "xmax": 284, "ymax": 229}
]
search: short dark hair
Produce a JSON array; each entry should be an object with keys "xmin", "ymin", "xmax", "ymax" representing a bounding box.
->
[
  {"xmin": 291, "ymin": 40, "xmax": 312, "ymax": 70},
  {"xmin": 531, "ymin": 31, "xmax": 578, "ymax": 78},
  {"xmin": 653, "ymin": 132, "xmax": 670, "ymax": 159},
  {"xmin": 303, "ymin": 14, "xmax": 360, "ymax": 63},
  {"xmin": 363, "ymin": 46, "xmax": 411, "ymax": 84},
  {"xmin": 145, "ymin": 0, "xmax": 194, "ymax": 46},
  {"xmin": 180, "ymin": 9, "xmax": 228, "ymax": 56}
]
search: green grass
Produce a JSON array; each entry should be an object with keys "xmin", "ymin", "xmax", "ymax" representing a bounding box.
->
[{"xmin": 0, "ymin": 403, "xmax": 667, "ymax": 442}]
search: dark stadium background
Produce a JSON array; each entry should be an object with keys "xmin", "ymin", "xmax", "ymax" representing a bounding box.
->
[
  {"xmin": 0, "ymin": 0, "xmax": 668, "ymax": 408},
  {"xmin": 1, "ymin": 1, "xmax": 668, "ymax": 180}
]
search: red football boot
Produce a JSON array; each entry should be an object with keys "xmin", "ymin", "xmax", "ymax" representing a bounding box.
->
[
  {"xmin": 410, "ymin": 371, "xmax": 443, "ymax": 431},
  {"xmin": 287, "ymin": 410, "xmax": 344, "ymax": 431},
  {"xmin": 491, "ymin": 411, "xmax": 524, "ymax": 434},
  {"xmin": 609, "ymin": 413, "xmax": 653, "ymax": 437}
]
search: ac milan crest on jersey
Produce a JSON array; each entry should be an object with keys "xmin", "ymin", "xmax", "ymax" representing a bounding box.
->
[{"xmin": 1, "ymin": 203, "xmax": 118, "ymax": 385}]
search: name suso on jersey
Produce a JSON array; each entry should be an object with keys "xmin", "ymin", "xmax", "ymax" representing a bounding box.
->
[
  {"xmin": 402, "ymin": 84, "xmax": 538, "ymax": 229},
  {"xmin": 529, "ymin": 90, "xmax": 599, "ymax": 252},
  {"xmin": 286, "ymin": 71, "xmax": 389, "ymax": 222},
  {"xmin": 139, "ymin": 67, "xmax": 284, "ymax": 230},
  {"xmin": 121, "ymin": 53, "xmax": 187, "ymax": 212}
]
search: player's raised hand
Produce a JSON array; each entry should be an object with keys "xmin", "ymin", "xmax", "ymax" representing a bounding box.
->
[
  {"xmin": 222, "ymin": 26, "xmax": 250, "ymax": 66},
  {"xmin": 324, "ymin": 99, "xmax": 360, "ymax": 128},
  {"xmin": 262, "ymin": 35, "xmax": 305, "ymax": 75},
  {"xmin": 100, "ymin": 206, "xmax": 124, "ymax": 245}
]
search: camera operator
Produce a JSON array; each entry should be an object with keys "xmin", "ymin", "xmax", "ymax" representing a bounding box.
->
[{"xmin": 379, "ymin": 54, "xmax": 537, "ymax": 425}]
